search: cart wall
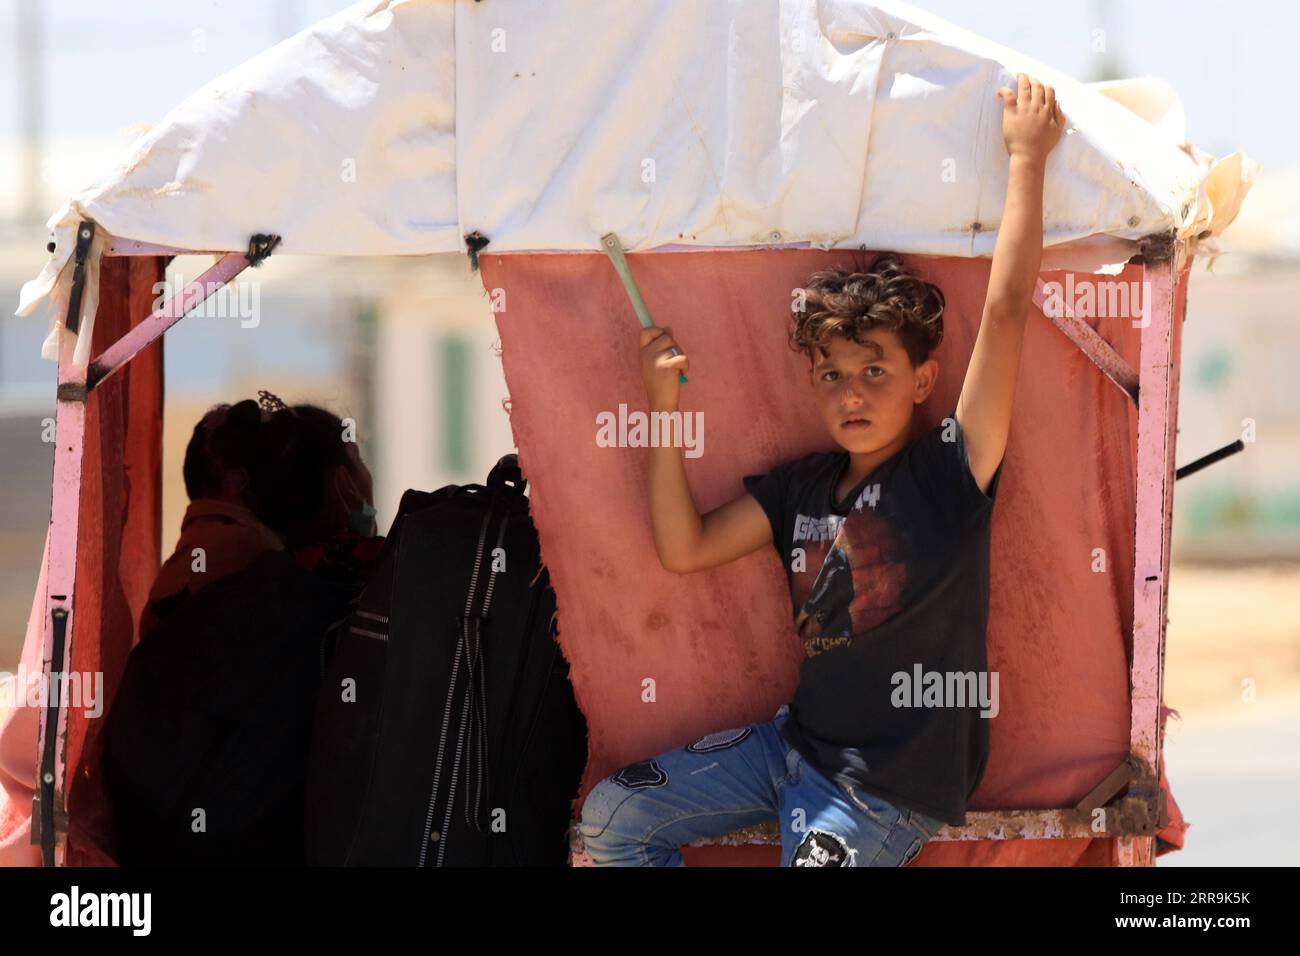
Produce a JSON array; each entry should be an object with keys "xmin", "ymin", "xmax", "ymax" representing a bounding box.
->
[
  {"xmin": 482, "ymin": 248, "xmax": 1186, "ymax": 865},
  {"xmin": 0, "ymin": 255, "xmax": 163, "ymax": 866}
]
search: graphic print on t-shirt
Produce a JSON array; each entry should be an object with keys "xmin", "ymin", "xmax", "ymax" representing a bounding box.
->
[
  {"xmin": 744, "ymin": 418, "xmax": 1000, "ymax": 669},
  {"xmin": 793, "ymin": 499, "xmax": 906, "ymax": 658}
]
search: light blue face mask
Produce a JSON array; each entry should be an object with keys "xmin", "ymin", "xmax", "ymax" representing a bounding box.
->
[{"xmin": 347, "ymin": 502, "xmax": 378, "ymax": 537}]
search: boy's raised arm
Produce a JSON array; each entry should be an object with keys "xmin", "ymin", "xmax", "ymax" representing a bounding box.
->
[
  {"xmin": 638, "ymin": 325, "xmax": 774, "ymax": 574},
  {"xmin": 956, "ymin": 73, "xmax": 1064, "ymax": 494}
]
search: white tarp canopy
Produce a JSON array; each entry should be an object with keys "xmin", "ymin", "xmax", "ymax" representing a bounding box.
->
[{"xmin": 17, "ymin": 0, "xmax": 1256, "ymax": 365}]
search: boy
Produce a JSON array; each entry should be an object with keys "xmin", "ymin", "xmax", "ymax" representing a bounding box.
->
[{"xmin": 579, "ymin": 74, "xmax": 1063, "ymax": 866}]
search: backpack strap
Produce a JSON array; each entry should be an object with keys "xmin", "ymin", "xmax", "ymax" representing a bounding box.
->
[{"xmin": 425, "ymin": 497, "xmax": 511, "ymax": 865}]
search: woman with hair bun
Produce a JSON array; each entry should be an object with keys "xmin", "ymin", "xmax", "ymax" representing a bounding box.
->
[
  {"xmin": 139, "ymin": 398, "xmax": 285, "ymax": 637},
  {"xmin": 108, "ymin": 390, "xmax": 383, "ymax": 866}
]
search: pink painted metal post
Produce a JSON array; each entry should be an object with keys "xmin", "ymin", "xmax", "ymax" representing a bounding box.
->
[
  {"xmin": 33, "ymin": 222, "xmax": 95, "ymax": 865},
  {"xmin": 1031, "ymin": 278, "xmax": 1140, "ymax": 402},
  {"xmin": 33, "ymin": 229, "xmax": 261, "ymax": 864},
  {"xmin": 88, "ymin": 251, "xmax": 253, "ymax": 389},
  {"xmin": 1119, "ymin": 252, "xmax": 1182, "ymax": 866}
]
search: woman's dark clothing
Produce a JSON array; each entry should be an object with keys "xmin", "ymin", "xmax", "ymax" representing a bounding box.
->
[{"xmin": 105, "ymin": 538, "xmax": 379, "ymax": 866}]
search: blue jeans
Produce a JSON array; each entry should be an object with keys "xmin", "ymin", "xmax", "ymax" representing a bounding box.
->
[{"xmin": 579, "ymin": 705, "xmax": 945, "ymax": 867}]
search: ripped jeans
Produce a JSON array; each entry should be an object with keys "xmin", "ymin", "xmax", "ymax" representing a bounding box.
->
[{"xmin": 578, "ymin": 705, "xmax": 946, "ymax": 867}]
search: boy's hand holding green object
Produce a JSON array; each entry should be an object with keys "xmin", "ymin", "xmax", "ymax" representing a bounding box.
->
[
  {"xmin": 639, "ymin": 325, "xmax": 690, "ymax": 412},
  {"xmin": 603, "ymin": 231, "xmax": 688, "ymax": 389}
]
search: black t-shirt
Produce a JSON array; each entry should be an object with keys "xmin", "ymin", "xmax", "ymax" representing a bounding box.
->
[{"xmin": 743, "ymin": 414, "xmax": 1004, "ymax": 825}]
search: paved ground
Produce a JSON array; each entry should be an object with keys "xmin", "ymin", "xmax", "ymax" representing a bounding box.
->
[
  {"xmin": 1161, "ymin": 695, "xmax": 1300, "ymax": 866},
  {"xmin": 1160, "ymin": 563, "xmax": 1300, "ymax": 866}
]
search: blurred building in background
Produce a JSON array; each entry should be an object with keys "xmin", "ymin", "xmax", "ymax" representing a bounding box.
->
[
  {"xmin": 150, "ymin": 252, "xmax": 514, "ymax": 558},
  {"xmin": 1174, "ymin": 168, "xmax": 1300, "ymax": 561}
]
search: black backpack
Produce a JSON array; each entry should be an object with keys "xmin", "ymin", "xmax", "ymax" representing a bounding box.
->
[{"xmin": 305, "ymin": 454, "xmax": 588, "ymax": 866}]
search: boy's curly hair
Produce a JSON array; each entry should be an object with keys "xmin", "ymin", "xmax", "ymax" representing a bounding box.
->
[{"xmin": 791, "ymin": 252, "xmax": 944, "ymax": 367}]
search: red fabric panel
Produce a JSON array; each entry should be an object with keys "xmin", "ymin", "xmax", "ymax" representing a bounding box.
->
[
  {"xmin": 481, "ymin": 249, "xmax": 1182, "ymax": 866},
  {"xmin": 65, "ymin": 256, "xmax": 166, "ymax": 867},
  {"xmin": 0, "ymin": 256, "xmax": 164, "ymax": 866}
]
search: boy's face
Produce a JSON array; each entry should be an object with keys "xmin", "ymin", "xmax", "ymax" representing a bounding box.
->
[{"xmin": 808, "ymin": 330, "xmax": 938, "ymax": 453}]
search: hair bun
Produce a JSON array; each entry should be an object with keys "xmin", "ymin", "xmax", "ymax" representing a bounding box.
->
[{"xmin": 226, "ymin": 399, "xmax": 263, "ymax": 431}]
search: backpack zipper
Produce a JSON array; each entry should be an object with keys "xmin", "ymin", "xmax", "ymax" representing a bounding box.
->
[{"xmin": 417, "ymin": 500, "xmax": 496, "ymax": 866}]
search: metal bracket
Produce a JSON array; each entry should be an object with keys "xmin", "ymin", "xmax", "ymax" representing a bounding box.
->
[
  {"xmin": 64, "ymin": 221, "xmax": 96, "ymax": 336},
  {"xmin": 1073, "ymin": 757, "xmax": 1136, "ymax": 815},
  {"xmin": 1130, "ymin": 230, "xmax": 1178, "ymax": 265},
  {"xmin": 54, "ymin": 382, "xmax": 88, "ymax": 404},
  {"xmin": 1073, "ymin": 755, "xmax": 1164, "ymax": 838},
  {"xmin": 465, "ymin": 230, "xmax": 490, "ymax": 273},
  {"xmin": 36, "ymin": 608, "xmax": 69, "ymax": 866},
  {"xmin": 245, "ymin": 233, "xmax": 281, "ymax": 266}
]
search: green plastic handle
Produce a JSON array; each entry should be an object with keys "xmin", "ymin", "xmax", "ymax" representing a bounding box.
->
[{"xmin": 601, "ymin": 232, "xmax": 687, "ymax": 385}]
